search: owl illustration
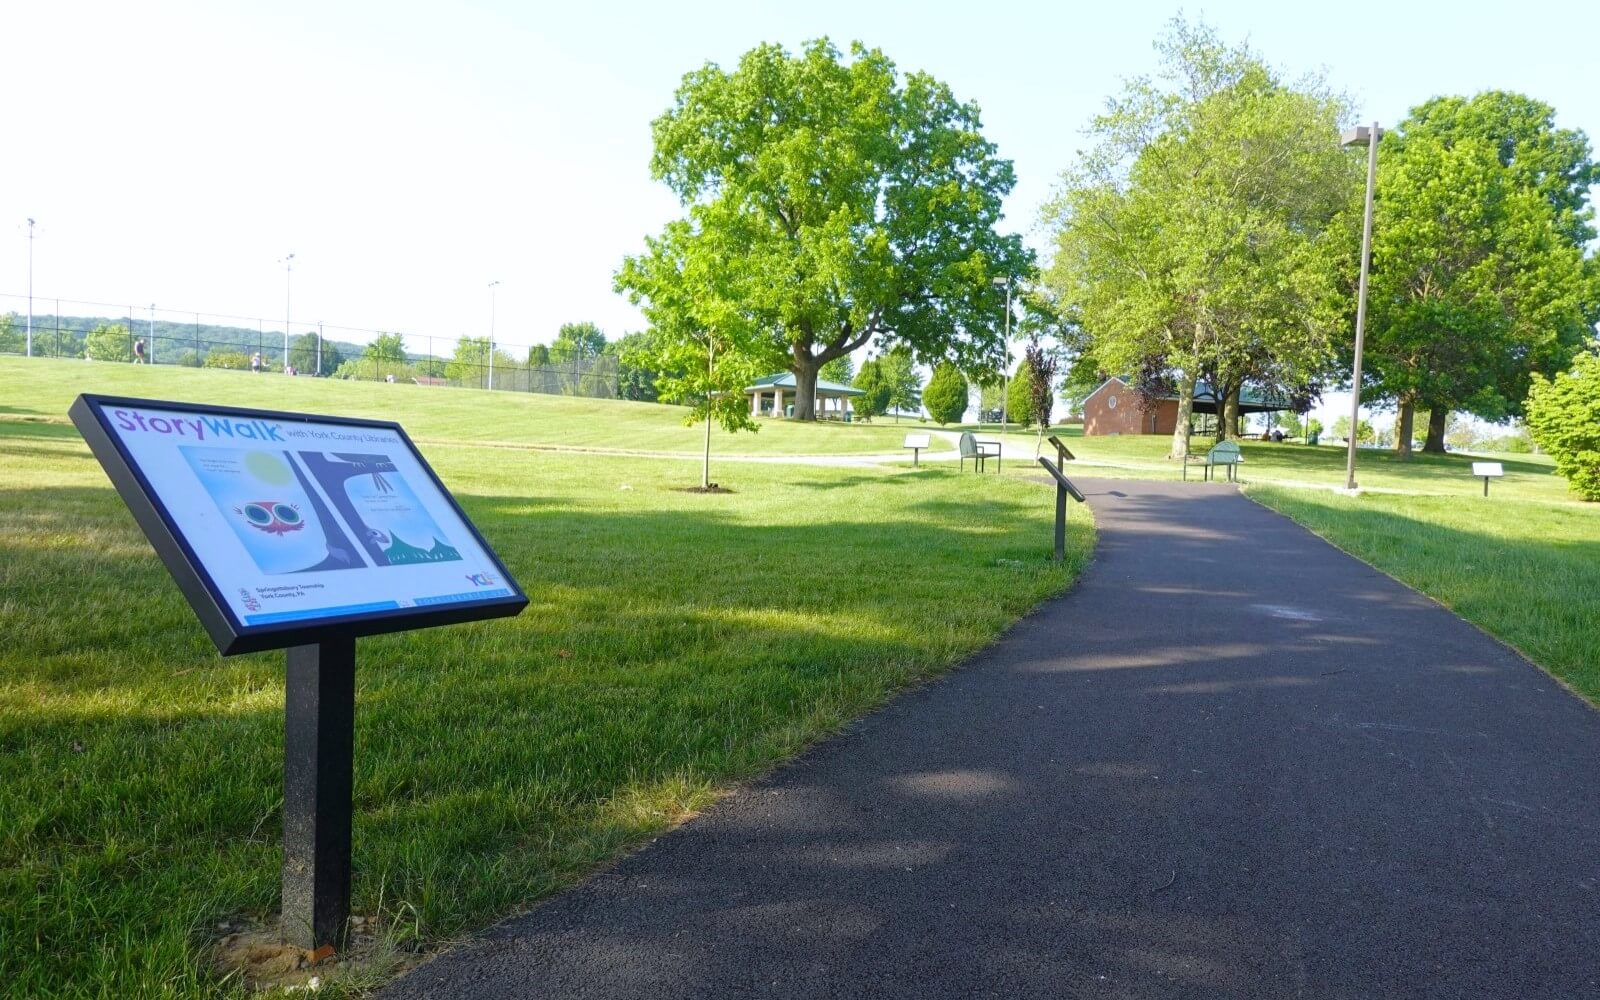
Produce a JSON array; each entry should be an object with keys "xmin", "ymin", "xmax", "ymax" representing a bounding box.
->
[{"xmin": 235, "ymin": 501, "xmax": 306, "ymax": 535}]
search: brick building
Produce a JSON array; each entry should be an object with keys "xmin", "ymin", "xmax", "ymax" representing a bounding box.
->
[{"xmin": 1081, "ymin": 377, "xmax": 1289, "ymax": 437}]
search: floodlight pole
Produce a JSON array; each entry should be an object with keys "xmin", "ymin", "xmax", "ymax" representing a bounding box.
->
[
  {"xmin": 993, "ymin": 276, "xmax": 1011, "ymax": 429},
  {"xmin": 26, "ymin": 218, "xmax": 35, "ymax": 357},
  {"xmin": 317, "ymin": 321, "xmax": 323, "ymax": 376},
  {"xmin": 1343, "ymin": 123, "xmax": 1380, "ymax": 491},
  {"xmin": 487, "ymin": 280, "xmax": 500, "ymax": 390},
  {"xmin": 148, "ymin": 304, "xmax": 156, "ymax": 364},
  {"xmin": 280, "ymin": 254, "xmax": 296, "ymax": 371}
]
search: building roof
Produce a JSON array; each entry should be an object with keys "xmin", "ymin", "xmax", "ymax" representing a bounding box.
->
[
  {"xmin": 1086, "ymin": 376, "xmax": 1290, "ymax": 414},
  {"xmin": 744, "ymin": 372, "xmax": 864, "ymax": 396}
]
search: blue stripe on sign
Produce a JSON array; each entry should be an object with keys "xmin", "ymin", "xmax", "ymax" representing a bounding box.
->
[
  {"xmin": 245, "ymin": 601, "xmax": 402, "ymax": 625},
  {"xmin": 413, "ymin": 587, "xmax": 513, "ymax": 606}
]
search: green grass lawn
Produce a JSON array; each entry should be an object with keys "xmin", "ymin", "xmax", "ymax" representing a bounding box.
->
[
  {"xmin": 0, "ymin": 389, "xmax": 1086, "ymax": 997},
  {"xmin": 1247, "ymin": 486, "xmax": 1600, "ymax": 701},
  {"xmin": 0, "ymin": 356, "xmax": 948, "ymax": 456}
]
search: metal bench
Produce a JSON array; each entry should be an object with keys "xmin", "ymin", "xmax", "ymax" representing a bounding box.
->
[
  {"xmin": 1183, "ymin": 440, "xmax": 1243, "ymax": 482},
  {"xmin": 903, "ymin": 433, "xmax": 931, "ymax": 467},
  {"xmin": 959, "ymin": 431, "xmax": 1001, "ymax": 473}
]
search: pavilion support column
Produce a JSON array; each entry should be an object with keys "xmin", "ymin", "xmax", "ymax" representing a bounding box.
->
[
  {"xmin": 775, "ymin": 388, "xmax": 784, "ymax": 417},
  {"xmin": 750, "ymin": 392, "xmax": 759, "ymax": 416}
]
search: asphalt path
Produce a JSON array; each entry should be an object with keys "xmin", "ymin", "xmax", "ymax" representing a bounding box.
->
[{"xmin": 384, "ymin": 478, "xmax": 1600, "ymax": 999}]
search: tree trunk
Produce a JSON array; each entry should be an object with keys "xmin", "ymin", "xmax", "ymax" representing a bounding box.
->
[
  {"xmin": 1423, "ymin": 407, "xmax": 1448, "ymax": 453},
  {"xmin": 1396, "ymin": 397, "xmax": 1415, "ymax": 460},
  {"xmin": 792, "ymin": 359, "xmax": 819, "ymax": 421},
  {"xmin": 1218, "ymin": 385, "xmax": 1241, "ymax": 443},
  {"xmin": 1169, "ymin": 373, "xmax": 1196, "ymax": 460},
  {"xmin": 1230, "ymin": 386, "xmax": 1245, "ymax": 438}
]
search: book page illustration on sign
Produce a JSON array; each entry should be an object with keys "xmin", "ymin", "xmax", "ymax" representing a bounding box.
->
[
  {"xmin": 181, "ymin": 447, "xmax": 363, "ymax": 575},
  {"xmin": 297, "ymin": 452, "xmax": 462, "ymax": 567}
]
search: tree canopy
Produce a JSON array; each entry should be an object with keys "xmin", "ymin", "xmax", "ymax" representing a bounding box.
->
[
  {"xmin": 1364, "ymin": 92, "xmax": 1597, "ymax": 454},
  {"xmin": 617, "ymin": 38, "xmax": 1031, "ymax": 420},
  {"xmin": 1042, "ymin": 18, "xmax": 1357, "ymax": 457}
]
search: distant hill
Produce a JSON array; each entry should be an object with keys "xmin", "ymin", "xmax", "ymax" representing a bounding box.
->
[{"xmin": 0, "ymin": 311, "xmax": 366, "ymax": 365}]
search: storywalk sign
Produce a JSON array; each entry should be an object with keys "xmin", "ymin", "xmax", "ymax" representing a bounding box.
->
[{"xmin": 70, "ymin": 394, "xmax": 528, "ymax": 949}]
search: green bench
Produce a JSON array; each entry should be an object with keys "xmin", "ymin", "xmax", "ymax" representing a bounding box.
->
[
  {"xmin": 959, "ymin": 431, "xmax": 1001, "ymax": 473},
  {"xmin": 1183, "ymin": 440, "xmax": 1243, "ymax": 482}
]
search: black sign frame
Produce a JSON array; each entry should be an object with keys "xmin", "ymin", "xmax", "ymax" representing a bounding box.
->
[{"xmin": 70, "ymin": 393, "xmax": 529, "ymax": 655}]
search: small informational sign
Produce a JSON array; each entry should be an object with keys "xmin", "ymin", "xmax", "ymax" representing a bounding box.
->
[
  {"xmin": 70, "ymin": 394, "xmax": 527, "ymax": 654},
  {"xmin": 1472, "ymin": 462, "xmax": 1505, "ymax": 478},
  {"xmin": 903, "ymin": 434, "xmax": 930, "ymax": 449}
]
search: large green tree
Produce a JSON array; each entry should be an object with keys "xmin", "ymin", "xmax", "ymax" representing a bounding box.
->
[
  {"xmin": 880, "ymin": 347, "xmax": 922, "ymax": 421},
  {"xmin": 1365, "ymin": 93, "xmax": 1598, "ymax": 455},
  {"xmin": 550, "ymin": 322, "xmax": 607, "ymax": 364},
  {"xmin": 618, "ymin": 39, "xmax": 1030, "ymax": 421},
  {"xmin": 1042, "ymin": 19, "xmax": 1357, "ymax": 458}
]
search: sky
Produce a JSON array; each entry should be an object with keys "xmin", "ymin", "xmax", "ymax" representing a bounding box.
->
[{"xmin": 4, "ymin": 0, "xmax": 1598, "ymax": 425}]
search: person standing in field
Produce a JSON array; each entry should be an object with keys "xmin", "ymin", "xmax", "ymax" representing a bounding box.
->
[
  {"xmin": 251, "ymin": 352, "xmax": 263, "ymax": 374},
  {"xmin": 132, "ymin": 338, "xmax": 146, "ymax": 364}
]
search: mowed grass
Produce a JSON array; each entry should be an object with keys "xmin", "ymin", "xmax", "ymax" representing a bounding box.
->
[
  {"xmin": 0, "ymin": 411, "xmax": 1087, "ymax": 997},
  {"xmin": 1247, "ymin": 486, "xmax": 1600, "ymax": 701},
  {"xmin": 0, "ymin": 356, "xmax": 948, "ymax": 456}
]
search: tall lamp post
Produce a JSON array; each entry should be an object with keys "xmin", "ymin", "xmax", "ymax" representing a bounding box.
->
[
  {"xmin": 992, "ymin": 276, "xmax": 1013, "ymax": 429},
  {"xmin": 25, "ymin": 218, "xmax": 36, "ymax": 357},
  {"xmin": 279, "ymin": 253, "xmax": 296, "ymax": 372},
  {"xmin": 1341, "ymin": 122, "xmax": 1382, "ymax": 491},
  {"xmin": 487, "ymin": 280, "xmax": 500, "ymax": 390}
]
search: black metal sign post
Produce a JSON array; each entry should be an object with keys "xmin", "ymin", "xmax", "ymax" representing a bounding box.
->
[
  {"xmin": 68, "ymin": 394, "xmax": 529, "ymax": 953},
  {"xmin": 1036, "ymin": 456, "xmax": 1086, "ymax": 563},
  {"xmin": 1046, "ymin": 434, "xmax": 1076, "ymax": 467},
  {"xmin": 282, "ymin": 637, "xmax": 356, "ymax": 949}
]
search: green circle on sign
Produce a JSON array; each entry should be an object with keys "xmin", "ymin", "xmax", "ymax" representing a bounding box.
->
[{"xmin": 245, "ymin": 451, "xmax": 293, "ymax": 486}]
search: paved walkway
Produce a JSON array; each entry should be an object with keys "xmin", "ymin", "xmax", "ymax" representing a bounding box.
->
[{"xmin": 384, "ymin": 479, "xmax": 1600, "ymax": 999}]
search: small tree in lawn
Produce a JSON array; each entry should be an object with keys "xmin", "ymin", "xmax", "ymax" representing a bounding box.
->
[
  {"xmin": 882, "ymin": 348, "xmax": 922, "ymax": 422},
  {"xmin": 852, "ymin": 359, "xmax": 891, "ymax": 422},
  {"xmin": 1005, "ymin": 360, "xmax": 1035, "ymax": 429},
  {"xmin": 1526, "ymin": 352, "xmax": 1600, "ymax": 500},
  {"xmin": 924, "ymin": 363, "xmax": 969, "ymax": 425},
  {"xmin": 616, "ymin": 219, "xmax": 770, "ymax": 488},
  {"xmin": 1024, "ymin": 337, "xmax": 1060, "ymax": 455}
]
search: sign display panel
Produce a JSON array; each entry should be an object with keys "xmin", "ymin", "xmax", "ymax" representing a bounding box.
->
[{"xmin": 70, "ymin": 394, "xmax": 527, "ymax": 653}]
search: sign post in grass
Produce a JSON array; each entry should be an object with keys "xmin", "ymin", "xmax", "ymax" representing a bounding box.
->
[{"xmin": 68, "ymin": 394, "xmax": 528, "ymax": 951}]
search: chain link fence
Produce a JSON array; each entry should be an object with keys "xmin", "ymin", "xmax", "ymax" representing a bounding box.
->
[{"xmin": 0, "ymin": 293, "xmax": 624, "ymax": 398}]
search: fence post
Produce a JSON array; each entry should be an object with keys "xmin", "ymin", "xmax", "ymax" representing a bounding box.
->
[{"xmin": 195, "ymin": 314, "xmax": 201, "ymax": 365}]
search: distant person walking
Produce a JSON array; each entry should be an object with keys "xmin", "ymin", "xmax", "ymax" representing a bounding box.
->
[
  {"xmin": 250, "ymin": 352, "xmax": 263, "ymax": 374},
  {"xmin": 132, "ymin": 338, "xmax": 146, "ymax": 364}
]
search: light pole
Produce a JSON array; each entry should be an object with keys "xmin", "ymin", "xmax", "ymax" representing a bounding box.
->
[
  {"xmin": 148, "ymin": 304, "xmax": 156, "ymax": 364},
  {"xmin": 487, "ymin": 280, "xmax": 500, "ymax": 390},
  {"xmin": 1341, "ymin": 122, "xmax": 1382, "ymax": 491},
  {"xmin": 24, "ymin": 218, "xmax": 37, "ymax": 357},
  {"xmin": 992, "ymin": 276, "xmax": 1012, "ymax": 429},
  {"xmin": 279, "ymin": 253, "xmax": 295, "ymax": 371},
  {"xmin": 316, "ymin": 321, "xmax": 323, "ymax": 375}
]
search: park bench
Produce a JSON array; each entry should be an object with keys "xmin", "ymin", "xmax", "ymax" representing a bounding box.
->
[
  {"xmin": 903, "ymin": 433, "xmax": 931, "ymax": 466},
  {"xmin": 958, "ymin": 431, "xmax": 1002, "ymax": 473},
  {"xmin": 1183, "ymin": 440, "xmax": 1243, "ymax": 482}
]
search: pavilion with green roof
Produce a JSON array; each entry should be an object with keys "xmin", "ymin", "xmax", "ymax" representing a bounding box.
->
[{"xmin": 745, "ymin": 372, "xmax": 864, "ymax": 420}]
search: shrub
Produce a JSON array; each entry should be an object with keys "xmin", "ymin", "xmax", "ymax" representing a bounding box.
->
[
  {"xmin": 1526, "ymin": 353, "xmax": 1600, "ymax": 500},
  {"xmin": 1006, "ymin": 360, "xmax": 1035, "ymax": 427},
  {"xmin": 203, "ymin": 351, "xmax": 252, "ymax": 370},
  {"xmin": 923, "ymin": 363, "xmax": 969, "ymax": 425},
  {"xmin": 851, "ymin": 360, "xmax": 890, "ymax": 421}
]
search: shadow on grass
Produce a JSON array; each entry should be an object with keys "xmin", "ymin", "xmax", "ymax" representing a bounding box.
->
[{"xmin": 0, "ymin": 477, "xmax": 1088, "ymax": 998}]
